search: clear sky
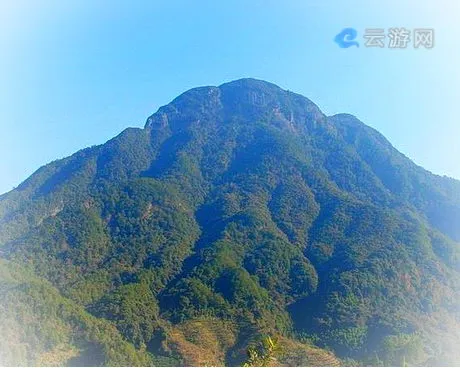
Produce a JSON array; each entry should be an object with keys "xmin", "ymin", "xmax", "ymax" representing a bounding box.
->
[{"xmin": 1, "ymin": 0, "xmax": 459, "ymax": 194}]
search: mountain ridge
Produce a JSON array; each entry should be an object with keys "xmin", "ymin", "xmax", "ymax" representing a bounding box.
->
[
  {"xmin": 0, "ymin": 78, "xmax": 459, "ymax": 366},
  {"xmin": 8, "ymin": 78, "xmax": 459, "ymax": 197}
]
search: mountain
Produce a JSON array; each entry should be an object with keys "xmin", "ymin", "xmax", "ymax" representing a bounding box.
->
[{"xmin": 1, "ymin": 78, "xmax": 459, "ymax": 366}]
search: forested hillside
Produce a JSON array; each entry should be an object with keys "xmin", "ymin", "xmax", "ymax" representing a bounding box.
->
[{"xmin": 1, "ymin": 78, "xmax": 459, "ymax": 366}]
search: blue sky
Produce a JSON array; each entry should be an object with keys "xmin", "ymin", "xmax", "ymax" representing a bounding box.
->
[{"xmin": 1, "ymin": 0, "xmax": 459, "ymax": 194}]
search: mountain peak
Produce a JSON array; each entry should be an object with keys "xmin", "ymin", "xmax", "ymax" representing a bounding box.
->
[
  {"xmin": 2, "ymin": 79, "xmax": 460, "ymax": 366},
  {"xmin": 145, "ymin": 78, "xmax": 323, "ymax": 130},
  {"xmin": 218, "ymin": 77, "xmax": 284, "ymax": 91}
]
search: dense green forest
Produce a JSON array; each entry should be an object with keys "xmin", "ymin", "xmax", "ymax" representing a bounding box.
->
[{"xmin": 0, "ymin": 79, "xmax": 459, "ymax": 366}]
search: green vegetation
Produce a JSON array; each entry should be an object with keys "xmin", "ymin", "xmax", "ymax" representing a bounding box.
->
[
  {"xmin": 0, "ymin": 259, "xmax": 152, "ymax": 366},
  {"xmin": 244, "ymin": 336, "xmax": 280, "ymax": 367},
  {"xmin": 0, "ymin": 78, "xmax": 459, "ymax": 366}
]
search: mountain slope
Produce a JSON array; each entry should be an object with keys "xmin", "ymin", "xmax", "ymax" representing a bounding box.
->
[
  {"xmin": 0, "ymin": 259, "xmax": 153, "ymax": 366},
  {"xmin": 0, "ymin": 78, "xmax": 459, "ymax": 366}
]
